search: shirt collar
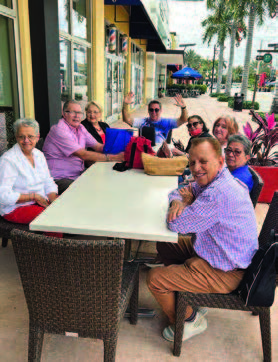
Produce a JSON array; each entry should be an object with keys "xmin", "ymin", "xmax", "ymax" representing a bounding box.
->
[{"xmin": 62, "ymin": 118, "xmax": 80, "ymax": 134}]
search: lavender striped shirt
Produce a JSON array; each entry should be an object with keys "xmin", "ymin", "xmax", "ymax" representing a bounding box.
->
[{"xmin": 168, "ymin": 167, "xmax": 258, "ymax": 271}]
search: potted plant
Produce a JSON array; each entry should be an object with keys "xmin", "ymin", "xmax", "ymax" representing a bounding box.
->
[{"xmin": 243, "ymin": 110, "xmax": 278, "ymax": 203}]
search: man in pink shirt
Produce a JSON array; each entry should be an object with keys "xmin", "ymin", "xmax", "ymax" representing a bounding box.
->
[{"xmin": 43, "ymin": 100, "xmax": 124, "ymax": 194}]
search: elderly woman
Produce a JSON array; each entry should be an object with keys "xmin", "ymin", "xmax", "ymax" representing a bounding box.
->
[
  {"xmin": 172, "ymin": 115, "xmax": 212, "ymax": 156},
  {"xmin": 213, "ymin": 115, "xmax": 239, "ymax": 151},
  {"xmin": 0, "ymin": 118, "xmax": 58, "ymax": 224},
  {"xmin": 82, "ymin": 101, "xmax": 110, "ymax": 144},
  {"xmin": 225, "ymin": 134, "xmax": 253, "ymax": 192}
]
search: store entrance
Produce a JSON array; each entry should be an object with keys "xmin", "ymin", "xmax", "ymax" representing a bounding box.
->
[{"xmin": 105, "ymin": 54, "xmax": 125, "ymax": 122}]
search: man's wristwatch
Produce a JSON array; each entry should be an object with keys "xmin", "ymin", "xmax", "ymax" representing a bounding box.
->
[{"xmin": 181, "ymin": 106, "xmax": 186, "ymax": 110}]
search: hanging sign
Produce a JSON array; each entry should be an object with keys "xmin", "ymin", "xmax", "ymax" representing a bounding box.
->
[{"xmin": 109, "ymin": 24, "xmax": 117, "ymax": 52}]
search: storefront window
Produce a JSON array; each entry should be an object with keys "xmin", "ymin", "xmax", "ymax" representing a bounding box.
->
[
  {"xmin": 73, "ymin": 44, "xmax": 87, "ymax": 102},
  {"xmin": 58, "ymin": 0, "xmax": 69, "ymax": 34},
  {"xmin": 58, "ymin": 0, "xmax": 91, "ymax": 107},
  {"xmin": 60, "ymin": 38, "xmax": 71, "ymax": 102},
  {"xmin": 131, "ymin": 43, "xmax": 144, "ymax": 107},
  {"xmin": 0, "ymin": 16, "xmax": 13, "ymax": 107},
  {"xmin": 0, "ymin": 0, "xmax": 12, "ymax": 7},
  {"xmin": 72, "ymin": 0, "xmax": 87, "ymax": 40}
]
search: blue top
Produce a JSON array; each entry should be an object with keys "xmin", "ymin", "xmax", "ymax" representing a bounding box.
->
[
  {"xmin": 133, "ymin": 117, "xmax": 177, "ymax": 144},
  {"xmin": 231, "ymin": 165, "xmax": 254, "ymax": 192}
]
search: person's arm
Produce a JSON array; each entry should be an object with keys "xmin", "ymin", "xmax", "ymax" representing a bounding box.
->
[
  {"xmin": 167, "ymin": 184, "xmax": 194, "ymax": 222},
  {"xmin": 122, "ymin": 91, "xmax": 135, "ymax": 127},
  {"xmin": 16, "ymin": 193, "xmax": 49, "ymax": 208},
  {"xmin": 47, "ymin": 192, "xmax": 58, "ymax": 203},
  {"xmin": 173, "ymin": 94, "xmax": 188, "ymax": 126},
  {"xmin": 73, "ymin": 148, "xmax": 124, "ymax": 162}
]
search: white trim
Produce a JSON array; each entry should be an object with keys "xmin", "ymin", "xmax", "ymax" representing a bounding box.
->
[{"xmin": 0, "ymin": 4, "xmax": 16, "ymax": 19}]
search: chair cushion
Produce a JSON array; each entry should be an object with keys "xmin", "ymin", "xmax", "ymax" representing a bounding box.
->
[{"xmin": 142, "ymin": 153, "xmax": 188, "ymax": 176}]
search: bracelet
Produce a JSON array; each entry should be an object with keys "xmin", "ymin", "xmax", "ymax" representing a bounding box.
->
[{"xmin": 181, "ymin": 106, "xmax": 186, "ymax": 110}]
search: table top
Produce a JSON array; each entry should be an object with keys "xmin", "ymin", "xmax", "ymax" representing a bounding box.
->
[{"xmin": 30, "ymin": 163, "xmax": 178, "ymax": 243}]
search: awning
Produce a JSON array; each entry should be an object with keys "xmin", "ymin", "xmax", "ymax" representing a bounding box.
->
[{"xmin": 104, "ymin": 0, "xmax": 167, "ymax": 53}]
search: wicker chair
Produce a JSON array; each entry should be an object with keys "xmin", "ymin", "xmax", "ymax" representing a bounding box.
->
[
  {"xmin": 249, "ymin": 167, "xmax": 264, "ymax": 207},
  {"xmin": 11, "ymin": 230, "xmax": 139, "ymax": 362},
  {"xmin": 1, "ymin": 217, "xmax": 29, "ymax": 247},
  {"xmin": 173, "ymin": 191, "xmax": 278, "ymax": 361}
]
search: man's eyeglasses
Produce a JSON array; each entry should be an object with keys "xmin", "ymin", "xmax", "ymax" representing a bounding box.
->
[
  {"xmin": 17, "ymin": 135, "xmax": 36, "ymax": 141},
  {"xmin": 149, "ymin": 108, "xmax": 160, "ymax": 113},
  {"xmin": 65, "ymin": 111, "xmax": 84, "ymax": 116},
  {"xmin": 187, "ymin": 121, "xmax": 200, "ymax": 129},
  {"xmin": 224, "ymin": 148, "xmax": 242, "ymax": 157}
]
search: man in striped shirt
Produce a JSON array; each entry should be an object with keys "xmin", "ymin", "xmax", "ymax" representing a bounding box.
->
[{"xmin": 147, "ymin": 138, "xmax": 258, "ymax": 343}]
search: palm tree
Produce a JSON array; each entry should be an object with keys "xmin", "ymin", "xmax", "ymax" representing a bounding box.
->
[
  {"xmin": 183, "ymin": 49, "xmax": 202, "ymax": 69},
  {"xmin": 232, "ymin": 0, "xmax": 277, "ymax": 99},
  {"xmin": 202, "ymin": 0, "xmax": 233, "ymax": 93}
]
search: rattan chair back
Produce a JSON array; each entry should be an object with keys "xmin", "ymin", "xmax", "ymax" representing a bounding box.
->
[{"xmin": 11, "ymin": 229, "xmax": 139, "ymax": 361}]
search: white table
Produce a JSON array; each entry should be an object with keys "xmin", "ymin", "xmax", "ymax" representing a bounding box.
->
[{"xmin": 30, "ymin": 163, "xmax": 178, "ymax": 243}]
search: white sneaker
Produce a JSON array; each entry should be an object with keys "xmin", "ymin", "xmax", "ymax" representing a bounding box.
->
[{"xmin": 162, "ymin": 312, "xmax": 207, "ymax": 342}]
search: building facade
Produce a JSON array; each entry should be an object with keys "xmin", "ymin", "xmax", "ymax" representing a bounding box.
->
[{"xmin": 0, "ymin": 0, "xmax": 172, "ymax": 150}]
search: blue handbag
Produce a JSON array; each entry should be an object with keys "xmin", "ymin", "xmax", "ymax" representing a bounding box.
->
[{"xmin": 103, "ymin": 128, "xmax": 133, "ymax": 154}]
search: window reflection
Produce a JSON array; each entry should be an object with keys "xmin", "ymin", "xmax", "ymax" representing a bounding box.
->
[
  {"xmin": 73, "ymin": 45, "xmax": 87, "ymax": 102},
  {"xmin": 60, "ymin": 38, "xmax": 71, "ymax": 102},
  {"xmin": 72, "ymin": 0, "xmax": 87, "ymax": 40},
  {"xmin": 58, "ymin": 0, "xmax": 69, "ymax": 33}
]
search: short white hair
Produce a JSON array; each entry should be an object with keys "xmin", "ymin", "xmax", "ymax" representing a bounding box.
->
[{"xmin": 13, "ymin": 118, "xmax": 40, "ymax": 136}]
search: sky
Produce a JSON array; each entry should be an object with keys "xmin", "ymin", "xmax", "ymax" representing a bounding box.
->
[{"xmin": 169, "ymin": 0, "xmax": 278, "ymax": 68}]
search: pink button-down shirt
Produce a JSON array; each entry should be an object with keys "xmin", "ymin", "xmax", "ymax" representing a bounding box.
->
[{"xmin": 43, "ymin": 118, "xmax": 98, "ymax": 180}]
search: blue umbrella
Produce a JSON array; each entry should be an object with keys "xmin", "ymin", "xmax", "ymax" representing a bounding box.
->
[{"xmin": 171, "ymin": 67, "xmax": 202, "ymax": 79}]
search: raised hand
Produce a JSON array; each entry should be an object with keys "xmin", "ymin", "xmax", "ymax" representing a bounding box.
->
[
  {"xmin": 124, "ymin": 92, "xmax": 135, "ymax": 105},
  {"xmin": 173, "ymin": 94, "xmax": 186, "ymax": 108}
]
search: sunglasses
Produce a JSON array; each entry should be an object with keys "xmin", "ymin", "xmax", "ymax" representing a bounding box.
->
[
  {"xmin": 149, "ymin": 108, "xmax": 160, "ymax": 113},
  {"xmin": 224, "ymin": 148, "xmax": 242, "ymax": 157},
  {"xmin": 187, "ymin": 121, "xmax": 200, "ymax": 129}
]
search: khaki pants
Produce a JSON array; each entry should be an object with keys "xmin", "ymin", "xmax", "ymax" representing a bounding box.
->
[{"xmin": 147, "ymin": 236, "xmax": 244, "ymax": 324}]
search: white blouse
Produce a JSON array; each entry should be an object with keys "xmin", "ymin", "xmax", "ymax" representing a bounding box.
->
[{"xmin": 0, "ymin": 143, "xmax": 58, "ymax": 216}]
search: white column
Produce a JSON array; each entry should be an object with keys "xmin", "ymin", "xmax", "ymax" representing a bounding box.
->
[{"xmin": 145, "ymin": 52, "xmax": 156, "ymax": 103}]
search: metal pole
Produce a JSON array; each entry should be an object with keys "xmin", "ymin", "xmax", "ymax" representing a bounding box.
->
[{"xmin": 210, "ymin": 45, "xmax": 216, "ymax": 94}]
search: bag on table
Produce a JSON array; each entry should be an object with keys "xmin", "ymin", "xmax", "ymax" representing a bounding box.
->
[
  {"xmin": 142, "ymin": 152, "xmax": 188, "ymax": 176},
  {"xmin": 236, "ymin": 230, "xmax": 278, "ymax": 307},
  {"xmin": 124, "ymin": 136, "xmax": 155, "ymax": 169},
  {"xmin": 103, "ymin": 128, "xmax": 133, "ymax": 155}
]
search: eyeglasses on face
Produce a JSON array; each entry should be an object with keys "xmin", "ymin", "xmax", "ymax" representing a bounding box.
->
[
  {"xmin": 224, "ymin": 148, "xmax": 242, "ymax": 157},
  {"xmin": 17, "ymin": 135, "xmax": 36, "ymax": 141},
  {"xmin": 187, "ymin": 121, "xmax": 200, "ymax": 129},
  {"xmin": 149, "ymin": 108, "xmax": 160, "ymax": 113},
  {"xmin": 65, "ymin": 111, "xmax": 83, "ymax": 116}
]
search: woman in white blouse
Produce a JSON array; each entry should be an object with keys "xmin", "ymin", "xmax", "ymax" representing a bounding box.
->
[{"xmin": 0, "ymin": 118, "xmax": 58, "ymax": 224}]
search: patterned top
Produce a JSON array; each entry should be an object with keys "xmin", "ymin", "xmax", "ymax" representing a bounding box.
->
[{"xmin": 168, "ymin": 167, "xmax": 258, "ymax": 271}]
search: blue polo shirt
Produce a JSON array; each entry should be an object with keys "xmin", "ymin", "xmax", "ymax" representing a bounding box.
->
[{"xmin": 231, "ymin": 165, "xmax": 254, "ymax": 192}]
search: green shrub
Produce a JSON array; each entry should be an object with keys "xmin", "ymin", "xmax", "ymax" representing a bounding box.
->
[
  {"xmin": 228, "ymin": 100, "xmax": 260, "ymax": 110},
  {"xmin": 210, "ymin": 93, "xmax": 221, "ymax": 97},
  {"xmin": 228, "ymin": 99, "xmax": 234, "ymax": 108},
  {"xmin": 217, "ymin": 95, "xmax": 229, "ymax": 102},
  {"xmin": 243, "ymin": 101, "xmax": 260, "ymax": 110},
  {"xmin": 257, "ymin": 112, "xmax": 278, "ymax": 122},
  {"xmin": 195, "ymin": 84, "xmax": 207, "ymax": 94}
]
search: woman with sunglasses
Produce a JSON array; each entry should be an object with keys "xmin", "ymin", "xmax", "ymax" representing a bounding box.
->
[
  {"xmin": 172, "ymin": 115, "xmax": 212, "ymax": 156},
  {"xmin": 82, "ymin": 101, "xmax": 110, "ymax": 145},
  {"xmin": 212, "ymin": 115, "xmax": 239, "ymax": 152},
  {"xmin": 225, "ymin": 134, "xmax": 253, "ymax": 192}
]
